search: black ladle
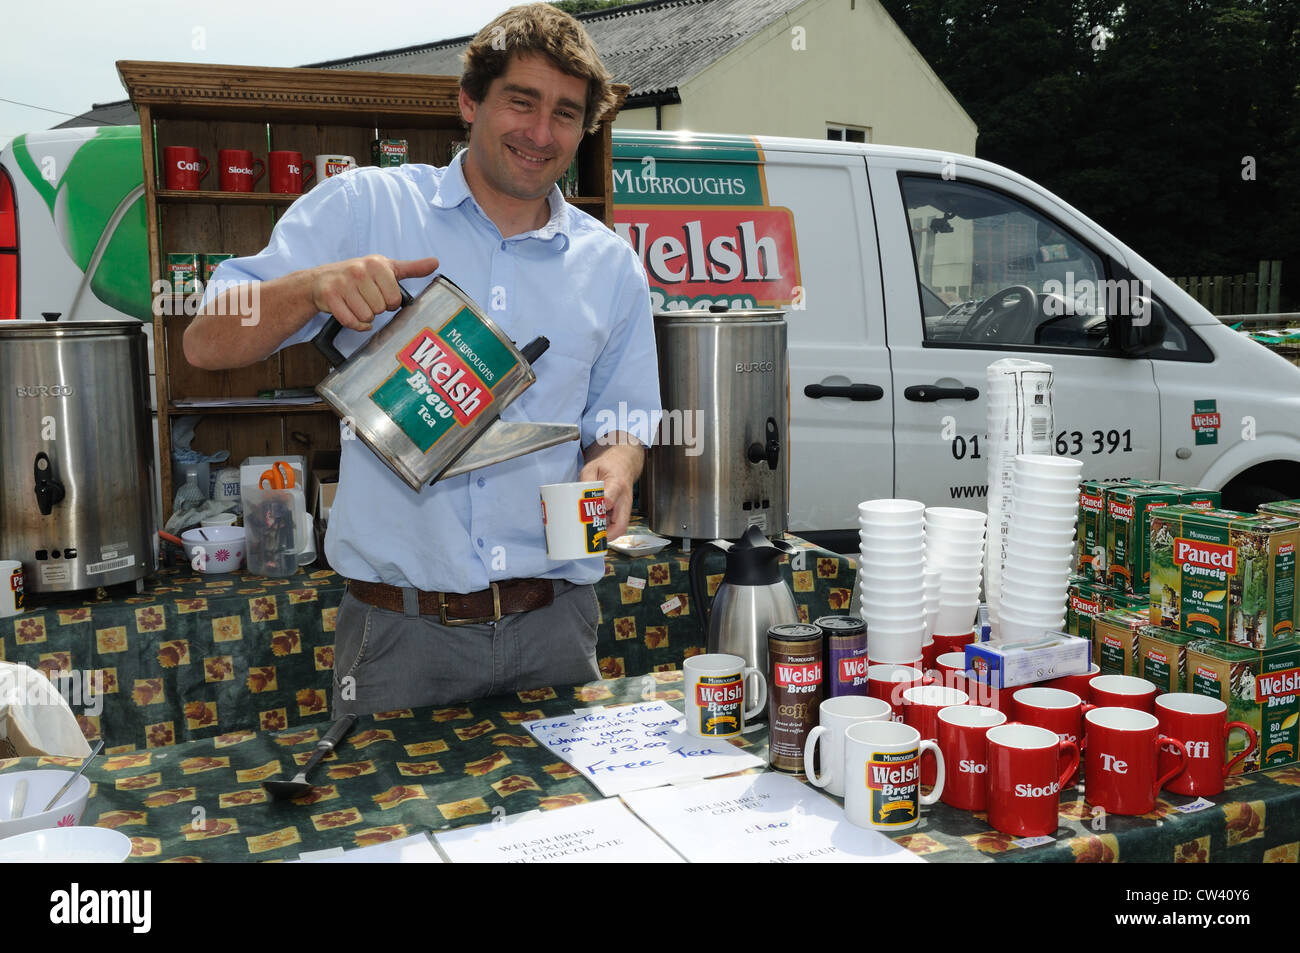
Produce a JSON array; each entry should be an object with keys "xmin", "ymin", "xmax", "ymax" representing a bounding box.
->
[{"xmin": 262, "ymin": 713, "xmax": 357, "ymax": 800}]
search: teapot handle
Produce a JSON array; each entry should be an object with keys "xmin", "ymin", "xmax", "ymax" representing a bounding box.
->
[
  {"xmin": 312, "ymin": 285, "xmax": 414, "ymax": 367},
  {"xmin": 688, "ymin": 538, "xmax": 731, "ymax": 637}
]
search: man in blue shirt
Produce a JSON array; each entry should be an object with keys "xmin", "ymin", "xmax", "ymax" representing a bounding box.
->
[{"xmin": 187, "ymin": 4, "xmax": 660, "ymax": 716}]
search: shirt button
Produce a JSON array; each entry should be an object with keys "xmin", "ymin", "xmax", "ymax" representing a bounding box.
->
[
  {"xmin": 477, "ymin": 477, "xmax": 486, "ymax": 488},
  {"xmin": 476, "ymin": 537, "xmax": 484, "ymax": 548},
  {"xmin": 500, "ymin": 241, "xmax": 507, "ymax": 251}
]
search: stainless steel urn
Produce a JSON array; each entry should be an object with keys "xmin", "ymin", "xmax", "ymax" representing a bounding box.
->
[
  {"xmin": 644, "ymin": 307, "xmax": 788, "ymax": 540},
  {"xmin": 0, "ymin": 320, "xmax": 157, "ymax": 593}
]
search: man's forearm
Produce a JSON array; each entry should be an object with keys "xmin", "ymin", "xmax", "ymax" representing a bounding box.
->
[{"xmin": 183, "ymin": 269, "xmax": 321, "ymax": 370}]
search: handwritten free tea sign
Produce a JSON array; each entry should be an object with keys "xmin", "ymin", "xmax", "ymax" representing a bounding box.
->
[{"xmin": 523, "ymin": 700, "xmax": 765, "ymax": 796}]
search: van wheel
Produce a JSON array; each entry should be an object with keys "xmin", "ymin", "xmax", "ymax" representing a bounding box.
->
[{"xmin": 1221, "ymin": 482, "xmax": 1289, "ymax": 512}]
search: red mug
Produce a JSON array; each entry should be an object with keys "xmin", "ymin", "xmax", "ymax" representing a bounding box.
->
[
  {"xmin": 986, "ymin": 723, "xmax": 1079, "ymax": 837},
  {"xmin": 218, "ymin": 149, "xmax": 266, "ymax": 192},
  {"xmin": 921, "ymin": 639, "xmax": 940, "ymax": 670},
  {"xmin": 268, "ymin": 150, "xmax": 316, "ymax": 194},
  {"xmin": 938, "ymin": 703, "xmax": 1006, "ymax": 811},
  {"xmin": 1084, "ymin": 706, "xmax": 1187, "ymax": 815},
  {"xmin": 1012, "ymin": 686, "xmax": 1092, "ymax": 787},
  {"xmin": 1154, "ymin": 693, "xmax": 1258, "ymax": 797},
  {"xmin": 902, "ymin": 685, "xmax": 969, "ymax": 785},
  {"xmin": 1043, "ymin": 663, "xmax": 1101, "ymax": 698},
  {"xmin": 1089, "ymin": 674, "xmax": 1157, "ymax": 713},
  {"xmin": 962, "ymin": 673, "xmax": 1013, "ymax": 714},
  {"xmin": 867, "ymin": 664, "xmax": 932, "ymax": 720},
  {"xmin": 163, "ymin": 146, "xmax": 209, "ymax": 190},
  {"xmin": 932, "ymin": 631, "xmax": 976, "ymax": 656}
]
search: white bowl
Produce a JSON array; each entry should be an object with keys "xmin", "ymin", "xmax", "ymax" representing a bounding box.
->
[
  {"xmin": 0, "ymin": 770, "xmax": 91, "ymax": 840},
  {"xmin": 0, "ymin": 826, "xmax": 131, "ymax": 862},
  {"xmin": 181, "ymin": 525, "xmax": 246, "ymax": 573}
]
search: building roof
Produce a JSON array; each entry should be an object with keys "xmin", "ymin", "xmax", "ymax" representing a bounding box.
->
[{"xmin": 64, "ymin": 0, "xmax": 811, "ymax": 125}]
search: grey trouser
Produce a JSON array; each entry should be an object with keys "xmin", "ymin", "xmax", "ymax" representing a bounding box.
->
[{"xmin": 330, "ymin": 579, "xmax": 600, "ymax": 717}]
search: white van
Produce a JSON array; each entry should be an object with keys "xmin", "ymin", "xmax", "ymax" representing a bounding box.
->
[{"xmin": 5, "ymin": 126, "xmax": 1298, "ymax": 545}]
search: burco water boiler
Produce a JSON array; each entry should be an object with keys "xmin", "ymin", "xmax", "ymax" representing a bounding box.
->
[{"xmin": 644, "ymin": 306, "xmax": 788, "ymax": 540}]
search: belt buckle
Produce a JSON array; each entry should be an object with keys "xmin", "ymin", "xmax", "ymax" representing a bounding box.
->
[{"xmin": 439, "ymin": 583, "xmax": 502, "ymax": 626}]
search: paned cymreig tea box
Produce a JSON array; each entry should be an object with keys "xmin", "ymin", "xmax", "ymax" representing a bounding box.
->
[
  {"xmin": 1185, "ymin": 639, "xmax": 1300, "ymax": 775},
  {"xmin": 1092, "ymin": 607, "xmax": 1149, "ymax": 676},
  {"xmin": 1136, "ymin": 624, "xmax": 1199, "ymax": 695},
  {"xmin": 1149, "ymin": 505, "xmax": 1299, "ymax": 650}
]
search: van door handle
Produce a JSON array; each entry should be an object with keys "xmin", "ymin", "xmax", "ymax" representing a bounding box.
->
[
  {"xmin": 803, "ymin": 383, "xmax": 885, "ymax": 401},
  {"xmin": 904, "ymin": 385, "xmax": 980, "ymax": 402}
]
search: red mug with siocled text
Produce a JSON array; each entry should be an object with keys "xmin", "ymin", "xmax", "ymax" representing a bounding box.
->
[
  {"xmin": 937, "ymin": 703, "xmax": 1006, "ymax": 811},
  {"xmin": 1084, "ymin": 706, "xmax": 1186, "ymax": 815},
  {"xmin": 163, "ymin": 146, "xmax": 209, "ymax": 190},
  {"xmin": 219, "ymin": 149, "xmax": 266, "ymax": 192},
  {"xmin": 1154, "ymin": 693, "xmax": 1258, "ymax": 797},
  {"xmin": 985, "ymin": 723, "xmax": 1078, "ymax": 837}
]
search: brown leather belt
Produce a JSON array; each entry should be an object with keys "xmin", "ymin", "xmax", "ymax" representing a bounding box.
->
[{"xmin": 346, "ymin": 578, "xmax": 554, "ymax": 625}]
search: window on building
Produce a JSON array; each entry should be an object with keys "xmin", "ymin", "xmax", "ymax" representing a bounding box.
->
[{"xmin": 826, "ymin": 124, "xmax": 870, "ymax": 143}]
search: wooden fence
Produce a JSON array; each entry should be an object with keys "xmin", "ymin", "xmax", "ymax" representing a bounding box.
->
[{"xmin": 1174, "ymin": 260, "xmax": 1282, "ymax": 316}]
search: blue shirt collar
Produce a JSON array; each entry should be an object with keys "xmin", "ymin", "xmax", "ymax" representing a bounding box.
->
[{"xmin": 434, "ymin": 150, "xmax": 570, "ymax": 249}]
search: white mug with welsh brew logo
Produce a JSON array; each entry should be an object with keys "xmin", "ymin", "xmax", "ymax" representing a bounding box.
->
[
  {"xmin": 540, "ymin": 481, "xmax": 606, "ymax": 560},
  {"xmin": 314, "ymin": 154, "xmax": 356, "ymax": 181},
  {"xmin": 843, "ymin": 720, "xmax": 944, "ymax": 831},
  {"xmin": 683, "ymin": 653, "xmax": 766, "ymax": 740}
]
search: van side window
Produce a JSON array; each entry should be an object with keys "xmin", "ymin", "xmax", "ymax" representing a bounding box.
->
[{"xmin": 902, "ymin": 176, "xmax": 1117, "ymax": 351}]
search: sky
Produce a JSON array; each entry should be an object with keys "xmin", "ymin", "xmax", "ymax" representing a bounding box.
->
[{"xmin": 0, "ymin": 0, "xmax": 523, "ymax": 150}]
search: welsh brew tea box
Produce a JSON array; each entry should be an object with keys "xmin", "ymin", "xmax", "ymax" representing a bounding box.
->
[
  {"xmin": 1149, "ymin": 505, "xmax": 1298, "ymax": 650},
  {"xmin": 1185, "ymin": 639, "xmax": 1300, "ymax": 775}
]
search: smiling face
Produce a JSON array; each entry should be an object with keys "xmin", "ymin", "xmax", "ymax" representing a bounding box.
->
[{"xmin": 458, "ymin": 51, "xmax": 587, "ymax": 209}]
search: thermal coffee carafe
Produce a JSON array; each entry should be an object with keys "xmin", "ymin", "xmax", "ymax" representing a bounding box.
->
[{"xmin": 689, "ymin": 525, "xmax": 799, "ymax": 675}]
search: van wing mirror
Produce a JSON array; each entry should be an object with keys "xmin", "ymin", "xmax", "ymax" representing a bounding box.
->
[{"xmin": 1114, "ymin": 296, "xmax": 1168, "ymax": 355}]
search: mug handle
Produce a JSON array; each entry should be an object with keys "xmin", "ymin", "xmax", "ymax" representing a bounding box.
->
[
  {"xmin": 742, "ymin": 666, "xmax": 766, "ymax": 721},
  {"xmin": 803, "ymin": 726, "xmax": 830, "ymax": 788},
  {"xmin": 1057, "ymin": 739, "xmax": 1080, "ymax": 791},
  {"xmin": 1222, "ymin": 721, "xmax": 1259, "ymax": 778},
  {"xmin": 919, "ymin": 740, "xmax": 945, "ymax": 805},
  {"xmin": 197, "ymin": 155, "xmax": 210, "ymax": 184},
  {"xmin": 301, "ymin": 163, "xmax": 316, "ymax": 187},
  {"xmin": 251, "ymin": 158, "xmax": 266, "ymax": 187},
  {"xmin": 1154, "ymin": 734, "xmax": 1187, "ymax": 796}
]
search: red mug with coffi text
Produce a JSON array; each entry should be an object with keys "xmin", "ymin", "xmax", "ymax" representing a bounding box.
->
[
  {"xmin": 1155, "ymin": 693, "xmax": 1258, "ymax": 797},
  {"xmin": 219, "ymin": 149, "xmax": 266, "ymax": 192},
  {"xmin": 163, "ymin": 146, "xmax": 209, "ymax": 190},
  {"xmin": 1089, "ymin": 674, "xmax": 1157, "ymax": 713},
  {"xmin": 1084, "ymin": 706, "xmax": 1187, "ymax": 815},
  {"xmin": 269, "ymin": 150, "xmax": 316, "ymax": 194},
  {"xmin": 986, "ymin": 723, "xmax": 1079, "ymax": 837},
  {"xmin": 938, "ymin": 703, "xmax": 1006, "ymax": 811}
]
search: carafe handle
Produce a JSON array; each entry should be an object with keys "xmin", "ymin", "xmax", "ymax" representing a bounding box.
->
[{"xmin": 688, "ymin": 538, "xmax": 731, "ymax": 637}]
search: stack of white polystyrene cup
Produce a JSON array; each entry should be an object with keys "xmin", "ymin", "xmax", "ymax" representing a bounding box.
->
[
  {"xmin": 984, "ymin": 359, "xmax": 1055, "ymax": 629},
  {"xmin": 995, "ymin": 453, "xmax": 1083, "ymax": 642},
  {"xmin": 925, "ymin": 507, "xmax": 986, "ymax": 638},
  {"xmin": 922, "ymin": 567, "xmax": 941, "ymax": 641},
  {"xmin": 857, "ymin": 499, "xmax": 927, "ymax": 664}
]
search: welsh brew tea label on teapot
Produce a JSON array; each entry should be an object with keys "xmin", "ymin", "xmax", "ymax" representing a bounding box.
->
[
  {"xmin": 695, "ymin": 673, "xmax": 744, "ymax": 737},
  {"xmin": 867, "ymin": 749, "xmax": 920, "ymax": 827},
  {"xmin": 368, "ymin": 310, "xmax": 518, "ymax": 453}
]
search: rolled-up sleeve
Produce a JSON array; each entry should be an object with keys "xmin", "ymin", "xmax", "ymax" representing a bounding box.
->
[{"xmin": 581, "ymin": 250, "xmax": 662, "ymax": 448}]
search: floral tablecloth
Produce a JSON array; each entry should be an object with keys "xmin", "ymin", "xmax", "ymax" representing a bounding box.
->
[{"xmin": 0, "ymin": 530, "xmax": 854, "ymax": 752}]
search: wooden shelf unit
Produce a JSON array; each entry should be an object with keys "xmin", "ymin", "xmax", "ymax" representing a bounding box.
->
[{"xmin": 118, "ymin": 60, "xmax": 626, "ymax": 518}]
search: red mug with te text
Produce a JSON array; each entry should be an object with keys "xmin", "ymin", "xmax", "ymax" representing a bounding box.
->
[
  {"xmin": 1012, "ymin": 686, "xmax": 1092, "ymax": 787},
  {"xmin": 268, "ymin": 150, "xmax": 316, "ymax": 194},
  {"xmin": 1084, "ymin": 706, "xmax": 1187, "ymax": 815},
  {"xmin": 163, "ymin": 146, "xmax": 209, "ymax": 190},
  {"xmin": 985, "ymin": 723, "xmax": 1079, "ymax": 837},
  {"xmin": 1155, "ymin": 693, "xmax": 1258, "ymax": 797},
  {"xmin": 1089, "ymin": 674, "xmax": 1157, "ymax": 713},
  {"xmin": 937, "ymin": 703, "xmax": 1006, "ymax": 811},
  {"xmin": 218, "ymin": 149, "xmax": 266, "ymax": 192},
  {"xmin": 867, "ymin": 664, "xmax": 932, "ymax": 720},
  {"xmin": 902, "ymin": 685, "xmax": 969, "ymax": 785}
]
